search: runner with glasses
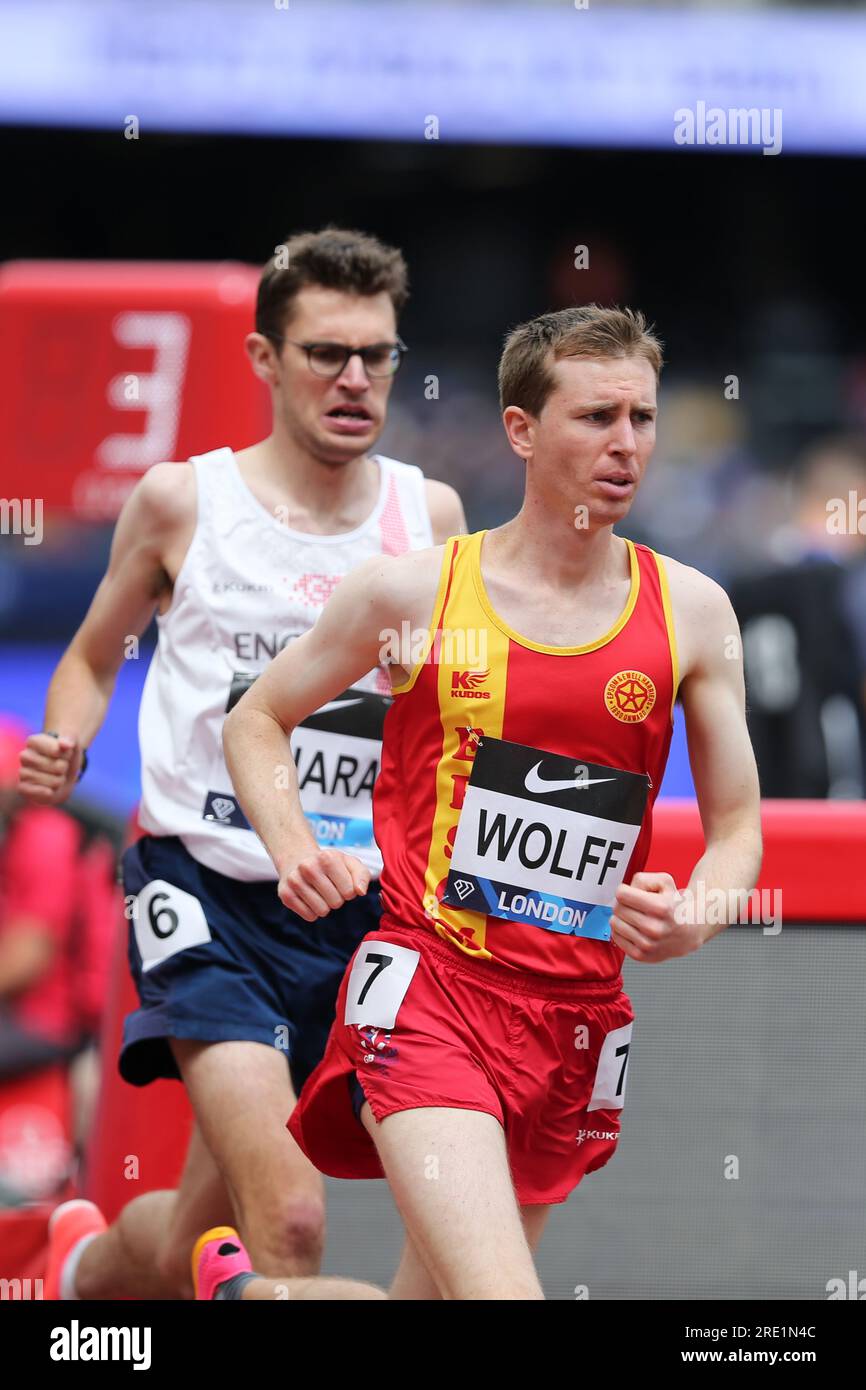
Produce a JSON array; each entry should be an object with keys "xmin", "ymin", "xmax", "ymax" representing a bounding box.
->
[
  {"xmin": 273, "ymin": 336, "xmax": 408, "ymax": 379},
  {"xmin": 22, "ymin": 227, "xmax": 466, "ymax": 1301}
]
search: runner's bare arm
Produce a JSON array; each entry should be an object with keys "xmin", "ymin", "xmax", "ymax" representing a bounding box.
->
[
  {"xmin": 425, "ymin": 478, "xmax": 467, "ymax": 543},
  {"xmin": 677, "ymin": 574, "xmax": 763, "ymax": 930},
  {"xmin": 18, "ymin": 464, "xmax": 194, "ymax": 805},
  {"xmin": 223, "ymin": 549, "xmax": 442, "ymax": 919},
  {"xmin": 612, "ymin": 567, "xmax": 762, "ymax": 961}
]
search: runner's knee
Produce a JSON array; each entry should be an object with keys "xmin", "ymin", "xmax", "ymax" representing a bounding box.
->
[
  {"xmin": 275, "ymin": 1193, "xmax": 326, "ymax": 1262},
  {"xmin": 247, "ymin": 1193, "xmax": 326, "ymax": 1267}
]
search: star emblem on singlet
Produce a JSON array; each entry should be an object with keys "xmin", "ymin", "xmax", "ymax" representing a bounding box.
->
[
  {"xmin": 604, "ymin": 669, "xmax": 657, "ymax": 724},
  {"xmin": 615, "ymin": 679, "xmax": 649, "ymax": 715}
]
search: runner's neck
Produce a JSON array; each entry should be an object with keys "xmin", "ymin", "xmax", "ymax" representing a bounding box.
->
[
  {"xmin": 233, "ymin": 437, "xmax": 381, "ymax": 535},
  {"xmin": 483, "ymin": 514, "xmax": 629, "ymax": 596}
]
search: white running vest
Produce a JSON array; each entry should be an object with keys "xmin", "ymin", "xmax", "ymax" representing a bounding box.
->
[{"xmin": 137, "ymin": 447, "xmax": 434, "ymax": 880}]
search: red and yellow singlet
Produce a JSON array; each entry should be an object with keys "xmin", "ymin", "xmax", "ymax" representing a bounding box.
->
[{"xmin": 373, "ymin": 530, "xmax": 680, "ymax": 980}]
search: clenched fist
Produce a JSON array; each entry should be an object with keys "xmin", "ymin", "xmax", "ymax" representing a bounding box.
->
[
  {"xmin": 278, "ymin": 847, "xmax": 371, "ymax": 921},
  {"xmin": 610, "ymin": 870, "xmax": 701, "ymax": 963},
  {"xmin": 17, "ymin": 733, "xmax": 84, "ymax": 805}
]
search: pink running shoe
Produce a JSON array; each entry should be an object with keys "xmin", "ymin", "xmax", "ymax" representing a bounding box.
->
[
  {"xmin": 192, "ymin": 1226, "xmax": 253, "ymax": 1301},
  {"xmin": 44, "ymin": 1199, "xmax": 107, "ymax": 1300}
]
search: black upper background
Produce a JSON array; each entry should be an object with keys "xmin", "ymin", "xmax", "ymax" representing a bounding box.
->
[{"xmin": 1, "ymin": 125, "xmax": 858, "ymax": 372}]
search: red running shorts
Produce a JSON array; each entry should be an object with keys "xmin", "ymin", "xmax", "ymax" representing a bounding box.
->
[{"xmin": 288, "ymin": 920, "xmax": 635, "ymax": 1206}]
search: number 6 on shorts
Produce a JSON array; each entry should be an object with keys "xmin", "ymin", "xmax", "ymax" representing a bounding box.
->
[{"xmin": 345, "ymin": 942, "xmax": 421, "ymax": 1028}]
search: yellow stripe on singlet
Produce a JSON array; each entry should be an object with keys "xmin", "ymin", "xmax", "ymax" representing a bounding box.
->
[
  {"xmin": 651, "ymin": 549, "xmax": 681, "ymax": 722},
  {"xmin": 420, "ymin": 533, "xmax": 510, "ymax": 958},
  {"xmin": 390, "ymin": 538, "xmax": 458, "ymax": 697}
]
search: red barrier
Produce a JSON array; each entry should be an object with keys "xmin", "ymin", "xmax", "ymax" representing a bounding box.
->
[
  {"xmin": 645, "ymin": 799, "xmax": 866, "ymax": 920},
  {"xmin": 0, "ymin": 260, "xmax": 269, "ymax": 519},
  {"xmin": 82, "ymin": 917, "xmax": 193, "ymax": 1225}
]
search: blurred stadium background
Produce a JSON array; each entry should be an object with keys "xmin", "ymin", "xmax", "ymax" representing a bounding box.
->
[{"xmin": 1, "ymin": 0, "xmax": 865, "ymax": 1299}]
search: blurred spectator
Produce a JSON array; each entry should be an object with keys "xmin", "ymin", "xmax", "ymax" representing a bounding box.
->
[
  {"xmin": 0, "ymin": 715, "xmax": 120, "ymax": 1199},
  {"xmin": 0, "ymin": 716, "xmax": 84, "ymax": 1080},
  {"xmin": 730, "ymin": 437, "xmax": 866, "ymax": 799}
]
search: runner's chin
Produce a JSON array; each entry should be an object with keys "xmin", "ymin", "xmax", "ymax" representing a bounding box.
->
[{"xmin": 316, "ymin": 421, "xmax": 379, "ymax": 462}]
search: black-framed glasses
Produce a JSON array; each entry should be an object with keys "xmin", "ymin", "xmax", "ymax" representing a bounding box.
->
[{"xmin": 270, "ymin": 335, "xmax": 408, "ymax": 379}]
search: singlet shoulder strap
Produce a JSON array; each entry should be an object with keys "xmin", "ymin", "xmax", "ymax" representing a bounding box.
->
[
  {"xmin": 391, "ymin": 532, "xmax": 473, "ymax": 695},
  {"xmin": 185, "ymin": 446, "xmax": 235, "ymax": 524},
  {"xmin": 645, "ymin": 545, "xmax": 681, "ymax": 720},
  {"xmin": 435, "ymin": 531, "xmax": 477, "ymax": 628},
  {"xmin": 375, "ymin": 454, "xmax": 434, "ymax": 547}
]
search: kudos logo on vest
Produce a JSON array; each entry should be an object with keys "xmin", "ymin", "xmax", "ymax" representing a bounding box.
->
[{"xmin": 451, "ymin": 670, "xmax": 491, "ymax": 699}]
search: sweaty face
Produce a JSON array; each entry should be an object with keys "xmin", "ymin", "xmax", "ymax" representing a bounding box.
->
[
  {"xmin": 274, "ymin": 286, "xmax": 398, "ymax": 466},
  {"xmin": 531, "ymin": 356, "xmax": 658, "ymax": 524}
]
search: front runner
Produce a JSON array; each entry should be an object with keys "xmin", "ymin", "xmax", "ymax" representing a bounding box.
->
[
  {"xmin": 224, "ymin": 304, "xmax": 763, "ymax": 1300},
  {"xmin": 19, "ymin": 228, "xmax": 465, "ymax": 1300}
]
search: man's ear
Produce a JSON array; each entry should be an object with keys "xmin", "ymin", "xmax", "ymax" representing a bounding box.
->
[
  {"xmin": 245, "ymin": 332, "xmax": 281, "ymax": 387},
  {"xmin": 502, "ymin": 405, "xmax": 536, "ymax": 462}
]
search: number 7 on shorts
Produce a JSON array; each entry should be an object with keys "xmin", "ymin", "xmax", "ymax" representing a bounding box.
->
[
  {"xmin": 587, "ymin": 1022, "xmax": 634, "ymax": 1111},
  {"xmin": 345, "ymin": 942, "xmax": 421, "ymax": 1029}
]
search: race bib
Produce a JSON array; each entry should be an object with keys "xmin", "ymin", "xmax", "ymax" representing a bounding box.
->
[
  {"xmin": 133, "ymin": 879, "xmax": 212, "ymax": 972},
  {"xmin": 344, "ymin": 941, "xmax": 421, "ymax": 1028},
  {"xmin": 587, "ymin": 1022, "xmax": 633, "ymax": 1111},
  {"xmin": 440, "ymin": 736, "xmax": 650, "ymax": 941},
  {"xmin": 203, "ymin": 677, "xmax": 391, "ymax": 852}
]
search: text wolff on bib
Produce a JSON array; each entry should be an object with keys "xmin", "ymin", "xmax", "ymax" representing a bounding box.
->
[{"xmin": 440, "ymin": 735, "xmax": 650, "ymax": 940}]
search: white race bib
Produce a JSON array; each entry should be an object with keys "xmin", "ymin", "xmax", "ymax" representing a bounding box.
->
[
  {"xmin": 587, "ymin": 1022, "xmax": 634, "ymax": 1111},
  {"xmin": 344, "ymin": 942, "xmax": 421, "ymax": 1028},
  {"xmin": 133, "ymin": 878, "xmax": 212, "ymax": 972},
  {"xmin": 442, "ymin": 736, "xmax": 650, "ymax": 941}
]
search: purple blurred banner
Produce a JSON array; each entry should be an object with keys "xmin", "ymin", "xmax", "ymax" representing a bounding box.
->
[{"xmin": 0, "ymin": 1, "xmax": 864, "ymax": 154}]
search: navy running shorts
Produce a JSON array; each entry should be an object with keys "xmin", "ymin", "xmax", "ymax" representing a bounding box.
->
[{"xmin": 119, "ymin": 834, "xmax": 380, "ymax": 1094}]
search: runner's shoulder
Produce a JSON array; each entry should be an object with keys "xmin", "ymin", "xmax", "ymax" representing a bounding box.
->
[
  {"xmin": 423, "ymin": 478, "xmax": 465, "ymax": 535},
  {"xmin": 125, "ymin": 461, "xmax": 196, "ymax": 536},
  {"xmin": 653, "ymin": 551, "xmax": 738, "ymax": 674},
  {"xmin": 355, "ymin": 543, "xmax": 447, "ymax": 591},
  {"xmin": 655, "ymin": 551, "xmax": 734, "ymax": 620},
  {"xmin": 347, "ymin": 544, "xmax": 449, "ymax": 624}
]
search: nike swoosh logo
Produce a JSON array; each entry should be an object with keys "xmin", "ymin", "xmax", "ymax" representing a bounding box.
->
[
  {"xmin": 314, "ymin": 698, "xmax": 365, "ymax": 716},
  {"xmin": 524, "ymin": 762, "xmax": 616, "ymax": 795}
]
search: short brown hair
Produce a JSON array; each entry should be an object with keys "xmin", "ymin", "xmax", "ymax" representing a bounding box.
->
[
  {"xmin": 498, "ymin": 305, "xmax": 664, "ymax": 415},
  {"xmin": 256, "ymin": 227, "xmax": 409, "ymax": 340}
]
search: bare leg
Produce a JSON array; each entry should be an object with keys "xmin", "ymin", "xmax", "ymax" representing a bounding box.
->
[
  {"xmin": 172, "ymin": 1039, "xmax": 325, "ymax": 1278},
  {"xmin": 389, "ymin": 1234, "xmax": 441, "ymax": 1300},
  {"xmin": 522, "ymin": 1204, "xmax": 552, "ymax": 1253},
  {"xmin": 389, "ymin": 1199, "xmax": 553, "ymax": 1300},
  {"xmin": 236, "ymin": 1276, "xmax": 386, "ymax": 1301},
  {"xmin": 79, "ymin": 1037, "xmax": 323, "ymax": 1298},
  {"xmin": 361, "ymin": 1103, "xmax": 544, "ymax": 1300},
  {"xmin": 76, "ymin": 1122, "xmax": 232, "ymax": 1299}
]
